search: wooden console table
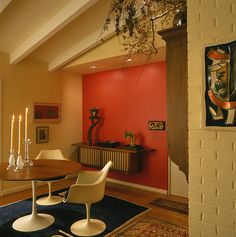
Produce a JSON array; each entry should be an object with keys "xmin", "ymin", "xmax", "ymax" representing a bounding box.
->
[{"xmin": 75, "ymin": 143, "xmax": 155, "ymax": 174}]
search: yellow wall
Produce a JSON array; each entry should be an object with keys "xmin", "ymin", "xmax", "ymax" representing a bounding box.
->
[{"xmin": 0, "ymin": 53, "xmax": 82, "ymax": 192}]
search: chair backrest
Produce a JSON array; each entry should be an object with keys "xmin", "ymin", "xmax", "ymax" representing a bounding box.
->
[
  {"xmin": 65, "ymin": 161, "xmax": 112, "ymax": 204},
  {"xmin": 35, "ymin": 149, "xmax": 68, "ymax": 160},
  {"xmin": 95, "ymin": 160, "xmax": 113, "ymax": 185}
]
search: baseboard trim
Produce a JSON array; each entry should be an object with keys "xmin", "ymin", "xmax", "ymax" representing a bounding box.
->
[
  {"xmin": 107, "ymin": 178, "xmax": 167, "ymax": 194},
  {"xmin": 0, "ymin": 175, "xmax": 166, "ymax": 196}
]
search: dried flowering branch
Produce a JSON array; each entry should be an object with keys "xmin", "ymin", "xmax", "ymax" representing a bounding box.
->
[{"xmin": 101, "ymin": 0, "xmax": 186, "ymax": 56}]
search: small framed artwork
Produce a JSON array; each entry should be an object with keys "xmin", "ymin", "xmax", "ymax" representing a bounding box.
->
[
  {"xmin": 148, "ymin": 121, "xmax": 165, "ymax": 130},
  {"xmin": 33, "ymin": 103, "xmax": 61, "ymax": 122},
  {"xmin": 36, "ymin": 126, "xmax": 49, "ymax": 143}
]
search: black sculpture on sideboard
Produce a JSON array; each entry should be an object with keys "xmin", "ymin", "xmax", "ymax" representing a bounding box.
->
[{"xmin": 87, "ymin": 107, "xmax": 100, "ymax": 145}]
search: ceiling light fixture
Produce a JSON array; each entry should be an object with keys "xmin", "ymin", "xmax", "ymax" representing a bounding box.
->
[{"xmin": 90, "ymin": 65, "xmax": 96, "ymax": 69}]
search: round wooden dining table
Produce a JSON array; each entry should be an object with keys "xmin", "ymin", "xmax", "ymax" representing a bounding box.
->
[{"xmin": 0, "ymin": 159, "xmax": 82, "ymax": 232}]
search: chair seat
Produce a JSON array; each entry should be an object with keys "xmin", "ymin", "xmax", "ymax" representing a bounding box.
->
[{"xmin": 71, "ymin": 219, "xmax": 106, "ymax": 236}]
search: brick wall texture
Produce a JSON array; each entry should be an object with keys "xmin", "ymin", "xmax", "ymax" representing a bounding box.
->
[{"xmin": 188, "ymin": 0, "xmax": 236, "ymax": 236}]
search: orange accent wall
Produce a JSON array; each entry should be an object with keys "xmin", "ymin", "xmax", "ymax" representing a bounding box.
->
[{"xmin": 82, "ymin": 62, "xmax": 168, "ymax": 190}]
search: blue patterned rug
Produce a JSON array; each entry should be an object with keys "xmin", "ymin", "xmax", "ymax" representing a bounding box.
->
[{"xmin": 0, "ymin": 189, "xmax": 148, "ymax": 237}]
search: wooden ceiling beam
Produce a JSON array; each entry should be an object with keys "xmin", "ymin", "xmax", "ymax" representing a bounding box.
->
[
  {"xmin": 0, "ymin": 0, "xmax": 11, "ymax": 13},
  {"xmin": 10, "ymin": 0, "xmax": 98, "ymax": 65}
]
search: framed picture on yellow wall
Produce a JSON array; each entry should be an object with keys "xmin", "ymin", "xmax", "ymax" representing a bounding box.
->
[
  {"xmin": 36, "ymin": 126, "xmax": 49, "ymax": 143},
  {"xmin": 33, "ymin": 103, "xmax": 60, "ymax": 122}
]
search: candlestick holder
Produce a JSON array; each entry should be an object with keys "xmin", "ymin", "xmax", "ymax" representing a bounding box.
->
[
  {"xmin": 15, "ymin": 154, "xmax": 24, "ymax": 170},
  {"xmin": 23, "ymin": 138, "xmax": 33, "ymax": 166},
  {"xmin": 7, "ymin": 151, "xmax": 16, "ymax": 170}
]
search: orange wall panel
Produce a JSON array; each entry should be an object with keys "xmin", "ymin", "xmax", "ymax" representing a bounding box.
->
[{"xmin": 82, "ymin": 62, "xmax": 168, "ymax": 190}]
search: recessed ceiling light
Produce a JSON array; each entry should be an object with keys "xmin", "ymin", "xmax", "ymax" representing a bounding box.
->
[
  {"xmin": 127, "ymin": 58, "xmax": 132, "ymax": 62},
  {"xmin": 90, "ymin": 65, "xmax": 96, "ymax": 69}
]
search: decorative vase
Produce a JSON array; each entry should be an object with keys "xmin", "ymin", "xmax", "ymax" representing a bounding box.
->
[
  {"xmin": 173, "ymin": 7, "xmax": 187, "ymax": 27},
  {"xmin": 130, "ymin": 136, "xmax": 135, "ymax": 147}
]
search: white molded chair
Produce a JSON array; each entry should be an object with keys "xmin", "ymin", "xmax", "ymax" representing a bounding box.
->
[
  {"xmin": 64, "ymin": 161, "xmax": 112, "ymax": 237},
  {"xmin": 35, "ymin": 149, "xmax": 68, "ymax": 206}
]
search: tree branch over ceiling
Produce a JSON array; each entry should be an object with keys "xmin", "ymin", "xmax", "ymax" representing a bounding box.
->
[{"xmin": 101, "ymin": 0, "xmax": 187, "ymax": 56}]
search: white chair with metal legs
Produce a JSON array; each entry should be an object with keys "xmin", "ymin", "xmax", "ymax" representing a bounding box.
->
[
  {"xmin": 64, "ymin": 161, "xmax": 112, "ymax": 237},
  {"xmin": 35, "ymin": 149, "xmax": 68, "ymax": 206}
]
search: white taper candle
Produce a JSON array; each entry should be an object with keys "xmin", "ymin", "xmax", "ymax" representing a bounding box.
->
[
  {"xmin": 10, "ymin": 114, "xmax": 15, "ymax": 153},
  {"xmin": 25, "ymin": 107, "xmax": 28, "ymax": 141},
  {"xmin": 18, "ymin": 115, "xmax": 22, "ymax": 155}
]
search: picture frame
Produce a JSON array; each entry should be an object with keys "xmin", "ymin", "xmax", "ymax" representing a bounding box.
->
[
  {"xmin": 33, "ymin": 103, "xmax": 60, "ymax": 122},
  {"xmin": 205, "ymin": 40, "xmax": 236, "ymax": 127},
  {"xmin": 148, "ymin": 121, "xmax": 165, "ymax": 130},
  {"xmin": 36, "ymin": 126, "xmax": 49, "ymax": 143}
]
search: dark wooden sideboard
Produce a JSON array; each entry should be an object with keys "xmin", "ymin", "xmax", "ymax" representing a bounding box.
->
[{"xmin": 75, "ymin": 143, "xmax": 155, "ymax": 174}]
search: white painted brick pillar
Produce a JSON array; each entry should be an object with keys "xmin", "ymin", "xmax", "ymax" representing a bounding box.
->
[{"xmin": 188, "ymin": 0, "xmax": 236, "ymax": 236}]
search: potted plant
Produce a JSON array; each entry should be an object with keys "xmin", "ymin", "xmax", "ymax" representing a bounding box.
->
[{"xmin": 124, "ymin": 130, "xmax": 135, "ymax": 147}]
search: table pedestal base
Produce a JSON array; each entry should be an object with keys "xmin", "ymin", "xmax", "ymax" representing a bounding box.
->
[
  {"xmin": 12, "ymin": 213, "xmax": 54, "ymax": 232},
  {"xmin": 36, "ymin": 195, "xmax": 63, "ymax": 206}
]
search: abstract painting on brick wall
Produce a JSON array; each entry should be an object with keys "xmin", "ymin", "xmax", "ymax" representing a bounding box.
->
[{"xmin": 205, "ymin": 40, "xmax": 236, "ymax": 126}]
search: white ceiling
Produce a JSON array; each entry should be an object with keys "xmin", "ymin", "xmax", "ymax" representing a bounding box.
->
[{"xmin": 0, "ymin": 0, "xmax": 166, "ymax": 75}]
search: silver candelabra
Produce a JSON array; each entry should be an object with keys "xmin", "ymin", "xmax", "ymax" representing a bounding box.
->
[
  {"xmin": 15, "ymin": 153, "xmax": 24, "ymax": 170},
  {"xmin": 7, "ymin": 150, "xmax": 16, "ymax": 170},
  {"xmin": 23, "ymin": 138, "xmax": 33, "ymax": 166},
  {"xmin": 7, "ymin": 138, "xmax": 33, "ymax": 171}
]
